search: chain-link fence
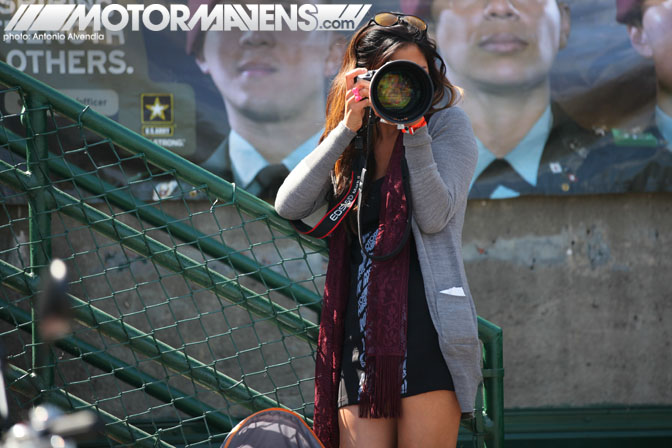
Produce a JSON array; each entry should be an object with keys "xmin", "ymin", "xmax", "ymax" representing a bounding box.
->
[{"xmin": 0, "ymin": 61, "xmax": 503, "ymax": 448}]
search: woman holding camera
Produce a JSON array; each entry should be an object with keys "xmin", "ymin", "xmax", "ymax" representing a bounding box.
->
[{"xmin": 275, "ymin": 12, "xmax": 481, "ymax": 448}]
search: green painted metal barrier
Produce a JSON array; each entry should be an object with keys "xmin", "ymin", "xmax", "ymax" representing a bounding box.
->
[{"xmin": 0, "ymin": 60, "xmax": 504, "ymax": 448}]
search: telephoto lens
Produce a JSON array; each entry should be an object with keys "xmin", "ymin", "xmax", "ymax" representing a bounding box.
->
[{"xmin": 354, "ymin": 60, "xmax": 433, "ymax": 126}]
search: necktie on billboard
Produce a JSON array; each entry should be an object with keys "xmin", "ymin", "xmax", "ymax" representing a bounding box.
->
[
  {"xmin": 471, "ymin": 158, "xmax": 535, "ymax": 199},
  {"xmin": 247, "ymin": 163, "xmax": 290, "ymax": 201}
]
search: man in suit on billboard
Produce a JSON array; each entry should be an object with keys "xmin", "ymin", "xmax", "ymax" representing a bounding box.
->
[
  {"xmin": 427, "ymin": 0, "xmax": 591, "ymax": 198},
  {"xmin": 409, "ymin": 0, "xmax": 671, "ymax": 197},
  {"xmin": 186, "ymin": 0, "xmax": 343, "ymax": 203}
]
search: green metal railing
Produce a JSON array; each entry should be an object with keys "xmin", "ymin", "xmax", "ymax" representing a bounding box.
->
[{"xmin": 0, "ymin": 60, "xmax": 504, "ymax": 447}]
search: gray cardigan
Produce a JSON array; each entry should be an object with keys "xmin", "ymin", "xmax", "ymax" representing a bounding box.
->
[{"xmin": 275, "ymin": 106, "xmax": 482, "ymax": 417}]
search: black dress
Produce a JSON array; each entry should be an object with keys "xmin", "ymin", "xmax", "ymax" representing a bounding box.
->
[{"xmin": 337, "ymin": 176, "xmax": 454, "ymax": 408}]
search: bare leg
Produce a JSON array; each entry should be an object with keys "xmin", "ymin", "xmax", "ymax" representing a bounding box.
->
[
  {"xmin": 397, "ymin": 390, "xmax": 461, "ymax": 448},
  {"xmin": 337, "ymin": 404, "xmax": 397, "ymax": 448}
]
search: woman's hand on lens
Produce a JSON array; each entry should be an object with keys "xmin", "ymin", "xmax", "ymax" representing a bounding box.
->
[{"xmin": 343, "ymin": 68, "xmax": 371, "ymax": 133}]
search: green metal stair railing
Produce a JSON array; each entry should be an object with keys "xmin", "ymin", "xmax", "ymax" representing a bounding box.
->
[{"xmin": 0, "ymin": 60, "xmax": 504, "ymax": 448}]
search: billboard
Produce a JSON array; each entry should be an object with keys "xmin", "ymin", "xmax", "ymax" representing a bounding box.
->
[{"xmin": 1, "ymin": 0, "xmax": 670, "ymax": 202}]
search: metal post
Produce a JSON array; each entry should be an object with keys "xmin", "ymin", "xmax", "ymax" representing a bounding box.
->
[
  {"xmin": 483, "ymin": 326, "xmax": 505, "ymax": 448},
  {"xmin": 24, "ymin": 92, "xmax": 53, "ymax": 388}
]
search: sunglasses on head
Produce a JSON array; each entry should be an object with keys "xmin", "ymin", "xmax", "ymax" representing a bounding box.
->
[{"xmin": 368, "ymin": 12, "xmax": 428, "ymax": 34}]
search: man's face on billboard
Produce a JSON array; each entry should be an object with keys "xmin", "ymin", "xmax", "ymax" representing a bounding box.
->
[
  {"xmin": 432, "ymin": 0, "xmax": 570, "ymax": 90},
  {"xmin": 196, "ymin": 1, "xmax": 336, "ymax": 123},
  {"xmin": 641, "ymin": 0, "xmax": 672, "ymax": 87}
]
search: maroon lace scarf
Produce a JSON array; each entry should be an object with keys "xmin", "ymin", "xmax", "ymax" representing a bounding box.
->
[{"xmin": 313, "ymin": 133, "xmax": 410, "ymax": 448}]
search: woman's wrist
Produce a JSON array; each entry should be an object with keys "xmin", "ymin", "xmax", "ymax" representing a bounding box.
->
[
  {"xmin": 402, "ymin": 124, "xmax": 430, "ymax": 146},
  {"xmin": 339, "ymin": 119, "xmax": 359, "ymax": 136},
  {"xmin": 401, "ymin": 117, "xmax": 427, "ymax": 135}
]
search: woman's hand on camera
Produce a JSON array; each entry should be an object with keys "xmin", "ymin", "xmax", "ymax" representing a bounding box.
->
[{"xmin": 343, "ymin": 68, "xmax": 371, "ymax": 133}]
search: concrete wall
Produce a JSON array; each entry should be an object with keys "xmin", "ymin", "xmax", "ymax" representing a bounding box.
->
[{"xmin": 462, "ymin": 193, "xmax": 672, "ymax": 408}]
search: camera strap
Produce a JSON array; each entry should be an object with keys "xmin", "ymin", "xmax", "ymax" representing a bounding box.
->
[
  {"xmin": 289, "ymin": 157, "xmax": 364, "ymax": 240},
  {"xmin": 356, "ymin": 149, "xmax": 413, "ymax": 262},
  {"xmin": 289, "ymin": 108, "xmax": 417, "ymax": 245}
]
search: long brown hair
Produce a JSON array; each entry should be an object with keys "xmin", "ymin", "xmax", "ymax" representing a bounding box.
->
[{"xmin": 322, "ymin": 13, "xmax": 459, "ymax": 229}]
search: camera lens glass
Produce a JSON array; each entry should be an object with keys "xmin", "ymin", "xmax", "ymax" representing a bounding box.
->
[{"xmin": 376, "ymin": 72, "xmax": 413, "ymax": 110}]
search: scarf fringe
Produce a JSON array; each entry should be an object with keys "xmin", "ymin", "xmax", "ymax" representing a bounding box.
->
[{"xmin": 358, "ymin": 355, "xmax": 404, "ymax": 419}]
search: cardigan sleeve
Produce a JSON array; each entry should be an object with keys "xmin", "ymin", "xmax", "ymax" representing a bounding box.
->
[
  {"xmin": 402, "ymin": 106, "xmax": 478, "ymax": 234},
  {"xmin": 275, "ymin": 121, "xmax": 357, "ymax": 220}
]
